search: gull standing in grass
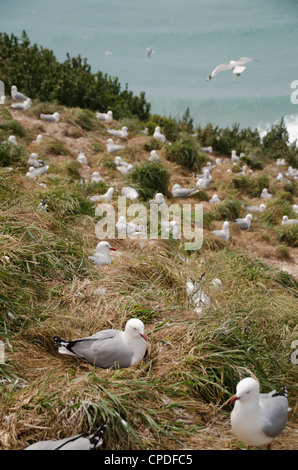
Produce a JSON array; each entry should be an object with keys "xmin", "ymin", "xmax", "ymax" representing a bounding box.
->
[
  {"xmin": 206, "ymin": 57, "xmax": 259, "ymax": 80},
  {"xmin": 149, "ymin": 192, "xmax": 166, "ymax": 207},
  {"xmin": 230, "ymin": 377, "xmax": 289, "ymax": 449},
  {"xmin": 77, "ymin": 150, "xmax": 88, "ymax": 165},
  {"xmin": 212, "ymin": 221, "xmax": 230, "ymax": 241},
  {"xmin": 88, "ymin": 241, "xmax": 116, "ymax": 266},
  {"xmin": 148, "ymin": 150, "xmax": 161, "ymax": 162},
  {"xmin": 90, "ymin": 171, "xmax": 105, "ymax": 183},
  {"xmin": 209, "ymin": 194, "xmax": 221, "ymax": 203},
  {"xmin": 186, "ymin": 273, "xmax": 211, "ymax": 314},
  {"xmin": 260, "ymin": 188, "xmax": 272, "ymax": 199},
  {"xmin": 153, "ymin": 126, "xmax": 168, "ymax": 143},
  {"xmin": 53, "ymin": 318, "xmax": 148, "ymax": 369},
  {"xmin": 114, "ymin": 156, "xmax": 134, "ymax": 175},
  {"xmin": 24, "ymin": 423, "xmax": 107, "ymax": 450}
]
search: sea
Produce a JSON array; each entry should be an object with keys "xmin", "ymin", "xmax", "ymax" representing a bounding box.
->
[{"xmin": 0, "ymin": 0, "xmax": 298, "ymax": 142}]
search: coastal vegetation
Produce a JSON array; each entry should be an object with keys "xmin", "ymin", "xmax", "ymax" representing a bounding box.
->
[{"xmin": 0, "ymin": 32, "xmax": 297, "ymax": 450}]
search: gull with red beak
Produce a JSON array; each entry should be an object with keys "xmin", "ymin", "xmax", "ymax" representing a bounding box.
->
[
  {"xmin": 88, "ymin": 241, "xmax": 116, "ymax": 266},
  {"xmin": 230, "ymin": 377, "xmax": 289, "ymax": 449},
  {"xmin": 53, "ymin": 318, "xmax": 148, "ymax": 369}
]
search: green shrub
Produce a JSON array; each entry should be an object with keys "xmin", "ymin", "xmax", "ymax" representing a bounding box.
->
[
  {"xmin": 232, "ymin": 174, "xmax": 270, "ymax": 198},
  {"xmin": 213, "ymin": 198, "xmax": 243, "ymax": 221},
  {"xmin": 166, "ymin": 136, "xmax": 208, "ymax": 171},
  {"xmin": 276, "ymin": 224, "xmax": 298, "ymax": 247},
  {"xmin": 130, "ymin": 161, "xmax": 170, "ymax": 199},
  {"xmin": 0, "ymin": 142, "xmax": 28, "ymax": 167},
  {"xmin": 146, "ymin": 114, "xmax": 180, "ymax": 142},
  {"xmin": 0, "ymin": 31, "xmax": 151, "ymax": 121}
]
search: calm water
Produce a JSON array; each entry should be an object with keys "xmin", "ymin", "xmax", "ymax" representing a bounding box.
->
[{"xmin": 0, "ymin": 0, "xmax": 298, "ymax": 140}]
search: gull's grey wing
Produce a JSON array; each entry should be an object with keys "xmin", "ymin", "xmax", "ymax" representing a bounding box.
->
[
  {"xmin": 260, "ymin": 395, "xmax": 288, "ymax": 438},
  {"xmin": 68, "ymin": 330, "xmax": 133, "ymax": 369}
]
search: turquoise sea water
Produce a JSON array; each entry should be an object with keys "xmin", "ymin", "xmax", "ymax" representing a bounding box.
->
[{"xmin": 0, "ymin": 0, "xmax": 298, "ymax": 139}]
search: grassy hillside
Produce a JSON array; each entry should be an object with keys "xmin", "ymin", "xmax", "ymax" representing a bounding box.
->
[{"xmin": 0, "ymin": 95, "xmax": 297, "ymax": 450}]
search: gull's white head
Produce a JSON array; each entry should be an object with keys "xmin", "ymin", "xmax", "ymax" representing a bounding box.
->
[
  {"xmin": 125, "ymin": 318, "xmax": 148, "ymax": 342},
  {"xmin": 230, "ymin": 377, "xmax": 260, "ymax": 405},
  {"xmin": 95, "ymin": 241, "xmax": 116, "ymax": 253}
]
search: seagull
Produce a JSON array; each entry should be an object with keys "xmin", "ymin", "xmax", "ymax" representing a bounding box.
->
[
  {"xmin": 153, "ymin": 126, "xmax": 168, "ymax": 144},
  {"xmin": 26, "ymin": 164, "xmax": 49, "ymax": 179},
  {"xmin": 230, "ymin": 377, "xmax": 289, "ymax": 449},
  {"xmin": 39, "ymin": 112, "xmax": 60, "ymax": 123},
  {"xmin": 171, "ymin": 184, "xmax": 200, "ymax": 198},
  {"xmin": 121, "ymin": 186, "xmax": 139, "ymax": 201},
  {"xmin": 11, "ymin": 98, "xmax": 32, "ymax": 110},
  {"xmin": 96, "ymin": 110, "xmax": 113, "ymax": 122},
  {"xmin": 53, "ymin": 318, "xmax": 148, "ymax": 369},
  {"xmin": 281, "ymin": 215, "xmax": 298, "ymax": 226},
  {"xmin": 212, "ymin": 221, "xmax": 230, "ymax": 241},
  {"xmin": 231, "ymin": 150, "xmax": 240, "ymax": 163},
  {"xmin": 8, "ymin": 135, "xmax": 17, "ymax": 145},
  {"xmin": 234, "ymin": 213, "xmax": 253, "ymax": 230},
  {"xmin": 32, "ymin": 134, "xmax": 43, "ymax": 143},
  {"xmin": 27, "ymin": 153, "xmax": 45, "ymax": 168},
  {"xmin": 107, "ymin": 126, "xmax": 128, "ymax": 138},
  {"xmin": 24, "ymin": 423, "xmax": 107, "ymax": 450},
  {"xmin": 186, "ymin": 274, "xmax": 211, "ymax": 314},
  {"xmin": 114, "ymin": 156, "xmax": 133, "ymax": 175},
  {"xmin": 88, "ymin": 241, "xmax": 116, "ymax": 266},
  {"xmin": 209, "ymin": 194, "xmax": 221, "ymax": 203},
  {"xmin": 161, "ymin": 220, "xmax": 180, "ymax": 239},
  {"xmin": 245, "ymin": 203, "xmax": 266, "ymax": 213},
  {"xmin": 105, "ymin": 50, "xmax": 112, "ymax": 57},
  {"xmin": 149, "ymin": 192, "xmax": 166, "ymax": 207},
  {"xmin": 206, "ymin": 57, "xmax": 259, "ymax": 80},
  {"xmin": 148, "ymin": 150, "xmax": 161, "ymax": 162},
  {"xmin": 116, "ymin": 216, "xmax": 146, "ymax": 237},
  {"xmin": 196, "ymin": 169, "xmax": 212, "ymax": 189},
  {"xmin": 36, "ymin": 198, "xmax": 48, "ymax": 213},
  {"xmin": 200, "ymin": 146, "xmax": 213, "ymax": 153},
  {"xmin": 0, "ymin": 95, "xmax": 6, "ymax": 105},
  {"xmin": 292, "ymin": 204, "xmax": 298, "ymax": 214},
  {"xmin": 276, "ymin": 158, "xmax": 286, "ymax": 166},
  {"xmin": 146, "ymin": 46, "xmax": 155, "ymax": 58},
  {"xmin": 89, "ymin": 187, "xmax": 114, "ymax": 203},
  {"xmin": 260, "ymin": 188, "xmax": 272, "ymax": 199},
  {"xmin": 77, "ymin": 150, "xmax": 88, "ymax": 165},
  {"xmin": 90, "ymin": 171, "xmax": 105, "ymax": 183},
  {"xmin": 106, "ymin": 138, "xmax": 124, "ymax": 153},
  {"xmin": 11, "ymin": 85, "xmax": 29, "ymax": 101}
]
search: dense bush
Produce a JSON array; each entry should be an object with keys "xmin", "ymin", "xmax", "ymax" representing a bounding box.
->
[
  {"xmin": 166, "ymin": 136, "xmax": 208, "ymax": 171},
  {"xmin": 0, "ymin": 31, "xmax": 151, "ymax": 121},
  {"xmin": 130, "ymin": 161, "xmax": 170, "ymax": 199}
]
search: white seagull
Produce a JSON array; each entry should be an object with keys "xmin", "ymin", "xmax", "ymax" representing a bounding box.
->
[
  {"xmin": 234, "ymin": 213, "xmax": 253, "ymax": 230},
  {"xmin": 209, "ymin": 194, "xmax": 221, "ymax": 203},
  {"xmin": 149, "ymin": 192, "xmax": 166, "ymax": 207},
  {"xmin": 171, "ymin": 184, "xmax": 200, "ymax": 198},
  {"xmin": 260, "ymin": 188, "xmax": 272, "ymax": 199},
  {"xmin": 88, "ymin": 241, "xmax": 116, "ymax": 266},
  {"xmin": 24, "ymin": 424, "xmax": 107, "ymax": 451},
  {"xmin": 53, "ymin": 318, "xmax": 148, "ymax": 369},
  {"xmin": 89, "ymin": 187, "xmax": 114, "ymax": 203},
  {"xmin": 96, "ymin": 110, "xmax": 113, "ymax": 122},
  {"xmin": 186, "ymin": 274, "xmax": 211, "ymax": 314},
  {"xmin": 148, "ymin": 150, "xmax": 161, "ymax": 162},
  {"xmin": 39, "ymin": 112, "xmax": 60, "ymax": 123},
  {"xmin": 146, "ymin": 47, "xmax": 155, "ymax": 58},
  {"xmin": 107, "ymin": 126, "xmax": 128, "ymax": 138},
  {"xmin": 153, "ymin": 126, "xmax": 168, "ymax": 144},
  {"xmin": 90, "ymin": 171, "xmax": 105, "ymax": 183},
  {"xmin": 281, "ymin": 215, "xmax": 298, "ymax": 226},
  {"xmin": 230, "ymin": 377, "xmax": 289, "ymax": 449},
  {"xmin": 77, "ymin": 150, "xmax": 88, "ymax": 165},
  {"xmin": 106, "ymin": 138, "xmax": 124, "ymax": 153},
  {"xmin": 11, "ymin": 85, "xmax": 30, "ymax": 101},
  {"xmin": 212, "ymin": 221, "xmax": 230, "ymax": 241},
  {"xmin": 11, "ymin": 98, "xmax": 32, "ymax": 111},
  {"xmin": 207, "ymin": 57, "xmax": 260, "ymax": 80},
  {"xmin": 121, "ymin": 186, "xmax": 139, "ymax": 201}
]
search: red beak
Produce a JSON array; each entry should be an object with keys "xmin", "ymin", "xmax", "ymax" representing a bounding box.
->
[
  {"xmin": 230, "ymin": 395, "xmax": 239, "ymax": 405},
  {"xmin": 109, "ymin": 247, "xmax": 117, "ymax": 251},
  {"xmin": 140, "ymin": 333, "xmax": 148, "ymax": 342}
]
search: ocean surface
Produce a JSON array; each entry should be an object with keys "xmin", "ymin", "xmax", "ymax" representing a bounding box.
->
[{"xmin": 0, "ymin": 0, "xmax": 298, "ymax": 141}]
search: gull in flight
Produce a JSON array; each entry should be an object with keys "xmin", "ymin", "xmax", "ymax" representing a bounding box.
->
[
  {"xmin": 146, "ymin": 47, "xmax": 155, "ymax": 58},
  {"xmin": 206, "ymin": 57, "xmax": 260, "ymax": 80}
]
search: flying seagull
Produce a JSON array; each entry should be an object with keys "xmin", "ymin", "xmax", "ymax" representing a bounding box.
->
[{"xmin": 206, "ymin": 57, "xmax": 260, "ymax": 80}]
